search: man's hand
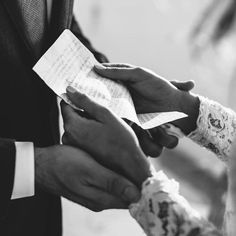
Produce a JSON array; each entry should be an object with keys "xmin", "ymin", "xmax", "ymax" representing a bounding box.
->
[
  {"xmin": 61, "ymin": 86, "xmax": 152, "ymax": 188},
  {"xmin": 35, "ymin": 145, "xmax": 140, "ymax": 211},
  {"xmin": 94, "ymin": 63, "xmax": 200, "ymax": 135}
]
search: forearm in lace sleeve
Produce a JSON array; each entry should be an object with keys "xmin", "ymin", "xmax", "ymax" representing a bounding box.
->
[
  {"xmin": 129, "ymin": 171, "xmax": 222, "ymax": 236},
  {"xmin": 188, "ymin": 96, "xmax": 236, "ymax": 163}
]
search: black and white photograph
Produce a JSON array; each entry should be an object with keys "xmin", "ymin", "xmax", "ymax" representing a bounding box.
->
[{"xmin": 0, "ymin": 0, "xmax": 236, "ymax": 235}]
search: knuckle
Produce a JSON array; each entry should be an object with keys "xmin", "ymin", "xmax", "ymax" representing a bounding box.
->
[
  {"xmin": 107, "ymin": 177, "xmax": 121, "ymax": 194},
  {"xmin": 107, "ymin": 177, "xmax": 130, "ymax": 201},
  {"xmin": 133, "ymin": 67, "xmax": 143, "ymax": 75}
]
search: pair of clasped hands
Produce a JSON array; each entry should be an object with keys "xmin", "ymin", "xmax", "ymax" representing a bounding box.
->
[{"xmin": 35, "ymin": 64, "xmax": 199, "ymax": 212}]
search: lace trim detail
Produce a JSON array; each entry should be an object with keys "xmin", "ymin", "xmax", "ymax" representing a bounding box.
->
[
  {"xmin": 188, "ymin": 96, "xmax": 236, "ymax": 163},
  {"xmin": 129, "ymin": 171, "xmax": 222, "ymax": 236}
]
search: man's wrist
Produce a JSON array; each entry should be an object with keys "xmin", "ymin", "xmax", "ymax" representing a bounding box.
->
[{"xmin": 34, "ymin": 147, "xmax": 48, "ymax": 186}]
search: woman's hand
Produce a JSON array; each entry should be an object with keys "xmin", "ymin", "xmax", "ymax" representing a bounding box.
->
[
  {"xmin": 61, "ymin": 86, "xmax": 152, "ymax": 188},
  {"xmin": 94, "ymin": 63, "xmax": 193, "ymax": 113},
  {"xmin": 94, "ymin": 63, "xmax": 200, "ymax": 134}
]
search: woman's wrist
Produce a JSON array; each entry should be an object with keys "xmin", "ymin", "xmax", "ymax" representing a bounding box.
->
[{"xmin": 173, "ymin": 91, "xmax": 200, "ymax": 135}]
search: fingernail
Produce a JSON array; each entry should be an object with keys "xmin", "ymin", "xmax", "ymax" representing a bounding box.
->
[
  {"xmin": 66, "ymin": 86, "xmax": 77, "ymax": 94},
  {"xmin": 124, "ymin": 186, "xmax": 141, "ymax": 203},
  {"xmin": 94, "ymin": 64, "xmax": 105, "ymax": 70}
]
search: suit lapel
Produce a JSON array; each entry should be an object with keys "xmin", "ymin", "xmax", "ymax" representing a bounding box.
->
[
  {"xmin": 2, "ymin": 0, "xmax": 74, "ymax": 60},
  {"xmin": 1, "ymin": 0, "xmax": 35, "ymax": 58},
  {"xmin": 48, "ymin": 0, "xmax": 74, "ymax": 45}
]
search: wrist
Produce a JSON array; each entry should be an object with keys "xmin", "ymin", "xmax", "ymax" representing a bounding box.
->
[
  {"xmin": 34, "ymin": 147, "xmax": 49, "ymax": 186},
  {"xmin": 173, "ymin": 91, "xmax": 200, "ymax": 135}
]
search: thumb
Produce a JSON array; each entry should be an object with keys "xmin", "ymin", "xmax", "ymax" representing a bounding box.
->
[
  {"xmin": 171, "ymin": 80, "xmax": 195, "ymax": 92},
  {"xmin": 66, "ymin": 86, "xmax": 109, "ymax": 122}
]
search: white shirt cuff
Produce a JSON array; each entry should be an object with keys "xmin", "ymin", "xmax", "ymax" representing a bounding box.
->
[{"xmin": 11, "ymin": 142, "xmax": 35, "ymax": 200}]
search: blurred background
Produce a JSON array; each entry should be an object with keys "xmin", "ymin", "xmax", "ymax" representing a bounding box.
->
[{"xmin": 63, "ymin": 0, "xmax": 236, "ymax": 235}]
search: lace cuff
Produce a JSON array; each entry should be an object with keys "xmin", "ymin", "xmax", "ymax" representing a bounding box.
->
[
  {"xmin": 188, "ymin": 96, "xmax": 236, "ymax": 163},
  {"xmin": 129, "ymin": 171, "xmax": 222, "ymax": 236}
]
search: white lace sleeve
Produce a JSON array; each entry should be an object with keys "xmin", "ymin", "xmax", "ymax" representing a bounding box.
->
[
  {"xmin": 129, "ymin": 171, "xmax": 222, "ymax": 236},
  {"xmin": 188, "ymin": 96, "xmax": 236, "ymax": 163}
]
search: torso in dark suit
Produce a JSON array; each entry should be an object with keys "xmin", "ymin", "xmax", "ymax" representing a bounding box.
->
[{"xmin": 0, "ymin": 1, "xmax": 108, "ymax": 235}]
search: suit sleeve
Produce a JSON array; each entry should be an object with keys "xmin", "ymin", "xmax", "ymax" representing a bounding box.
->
[
  {"xmin": 70, "ymin": 16, "xmax": 109, "ymax": 63},
  {"xmin": 0, "ymin": 138, "xmax": 16, "ymax": 219}
]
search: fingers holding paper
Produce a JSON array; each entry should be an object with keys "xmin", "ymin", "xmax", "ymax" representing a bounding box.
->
[
  {"xmin": 61, "ymin": 86, "xmax": 152, "ymax": 187},
  {"xmin": 95, "ymin": 63, "xmax": 195, "ymax": 92},
  {"xmin": 94, "ymin": 63, "xmax": 194, "ymax": 114},
  {"xmin": 94, "ymin": 63, "xmax": 200, "ymax": 135}
]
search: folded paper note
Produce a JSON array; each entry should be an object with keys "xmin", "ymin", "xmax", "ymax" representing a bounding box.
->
[{"xmin": 33, "ymin": 29, "xmax": 187, "ymax": 129}]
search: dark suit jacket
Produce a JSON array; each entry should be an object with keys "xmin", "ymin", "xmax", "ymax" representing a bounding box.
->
[{"xmin": 0, "ymin": 0, "xmax": 108, "ymax": 235}]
